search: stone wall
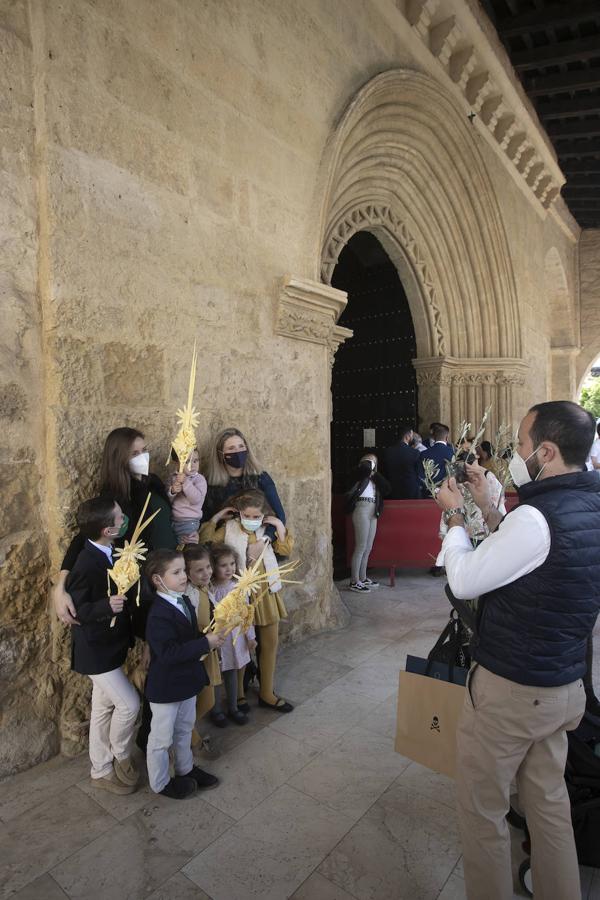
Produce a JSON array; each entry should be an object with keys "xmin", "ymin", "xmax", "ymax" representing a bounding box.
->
[
  {"xmin": 0, "ymin": 0, "xmax": 584, "ymax": 774},
  {"xmin": 578, "ymin": 230, "xmax": 600, "ymax": 387}
]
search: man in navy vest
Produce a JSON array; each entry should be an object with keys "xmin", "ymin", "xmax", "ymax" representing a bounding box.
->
[{"xmin": 436, "ymin": 401, "xmax": 599, "ymax": 900}]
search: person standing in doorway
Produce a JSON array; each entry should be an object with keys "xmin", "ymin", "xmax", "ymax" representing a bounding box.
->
[
  {"xmin": 384, "ymin": 424, "xmax": 421, "ymax": 499},
  {"xmin": 436, "ymin": 401, "xmax": 600, "ymax": 900},
  {"xmin": 346, "ymin": 453, "xmax": 390, "ymax": 592}
]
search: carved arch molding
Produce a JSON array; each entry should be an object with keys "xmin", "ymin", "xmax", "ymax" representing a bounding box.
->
[{"xmin": 316, "ymin": 68, "xmax": 529, "ymax": 433}]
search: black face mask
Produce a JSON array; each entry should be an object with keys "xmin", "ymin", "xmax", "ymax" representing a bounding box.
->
[{"xmin": 223, "ymin": 449, "xmax": 248, "ymax": 469}]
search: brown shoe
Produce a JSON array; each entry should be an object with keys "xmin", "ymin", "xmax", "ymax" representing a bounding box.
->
[
  {"xmin": 90, "ymin": 772, "xmax": 136, "ymax": 795},
  {"xmin": 113, "ymin": 756, "xmax": 139, "ymax": 787}
]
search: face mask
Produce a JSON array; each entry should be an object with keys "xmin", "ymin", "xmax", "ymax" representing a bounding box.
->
[
  {"xmin": 108, "ymin": 514, "xmax": 129, "ymax": 539},
  {"xmin": 241, "ymin": 516, "xmax": 263, "ymax": 533},
  {"xmin": 222, "ymin": 449, "xmax": 248, "ymax": 469},
  {"xmin": 360, "ymin": 459, "xmax": 375, "ymax": 472},
  {"xmin": 158, "ymin": 577, "xmax": 184, "ymax": 601},
  {"xmin": 129, "ymin": 451, "xmax": 150, "ymax": 476},
  {"xmin": 508, "ymin": 446, "xmax": 545, "ymax": 488}
]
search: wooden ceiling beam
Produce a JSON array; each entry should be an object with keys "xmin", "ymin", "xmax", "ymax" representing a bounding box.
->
[
  {"xmin": 527, "ymin": 69, "xmax": 600, "ymax": 97},
  {"xmin": 497, "ymin": 1, "xmax": 600, "ymax": 37},
  {"xmin": 557, "ymin": 139, "xmax": 600, "ymax": 158},
  {"xmin": 549, "ymin": 119, "xmax": 600, "ymax": 139},
  {"xmin": 562, "ymin": 159, "xmax": 600, "ymax": 173},
  {"xmin": 537, "ymin": 94, "xmax": 600, "ymax": 120},
  {"xmin": 513, "ymin": 36, "xmax": 600, "ymax": 73}
]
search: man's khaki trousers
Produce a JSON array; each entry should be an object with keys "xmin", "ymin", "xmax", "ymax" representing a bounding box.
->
[{"xmin": 456, "ymin": 664, "xmax": 585, "ymax": 900}]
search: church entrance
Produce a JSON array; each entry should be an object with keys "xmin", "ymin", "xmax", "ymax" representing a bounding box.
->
[{"xmin": 330, "ymin": 230, "xmax": 418, "ymax": 574}]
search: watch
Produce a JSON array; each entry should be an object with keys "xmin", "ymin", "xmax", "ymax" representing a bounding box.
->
[{"xmin": 443, "ymin": 507, "xmax": 465, "ymax": 525}]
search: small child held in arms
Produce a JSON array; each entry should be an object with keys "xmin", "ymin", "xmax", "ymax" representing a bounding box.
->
[
  {"xmin": 209, "ymin": 543, "xmax": 256, "ymax": 727},
  {"xmin": 200, "ymin": 490, "xmax": 294, "ymax": 714},
  {"xmin": 66, "ymin": 497, "xmax": 139, "ymax": 795},
  {"xmin": 167, "ymin": 448, "xmax": 207, "ymax": 544},
  {"xmin": 183, "ymin": 543, "xmax": 221, "ymax": 759},
  {"xmin": 144, "ymin": 549, "xmax": 225, "ymax": 799}
]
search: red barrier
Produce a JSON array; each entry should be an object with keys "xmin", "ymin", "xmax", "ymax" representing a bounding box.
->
[{"xmin": 343, "ymin": 494, "xmax": 519, "ymax": 585}]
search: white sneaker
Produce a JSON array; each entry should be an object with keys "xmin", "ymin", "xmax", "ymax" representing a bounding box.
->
[
  {"xmin": 362, "ymin": 578, "xmax": 380, "ymax": 589},
  {"xmin": 349, "ymin": 581, "xmax": 371, "ymax": 593}
]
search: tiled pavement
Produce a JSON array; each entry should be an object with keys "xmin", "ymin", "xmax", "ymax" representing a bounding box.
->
[{"xmin": 1, "ymin": 570, "xmax": 599, "ymax": 900}]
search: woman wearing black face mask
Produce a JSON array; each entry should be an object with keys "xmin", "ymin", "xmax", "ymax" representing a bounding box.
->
[
  {"xmin": 203, "ymin": 428, "xmax": 286, "ymax": 539},
  {"xmin": 346, "ymin": 453, "xmax": 390, "ymax": 592}
]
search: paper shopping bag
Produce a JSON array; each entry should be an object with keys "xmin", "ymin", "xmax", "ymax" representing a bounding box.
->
[{"xmin": 395, "ymin": 668, "xmax": 465, "ymax": 778}]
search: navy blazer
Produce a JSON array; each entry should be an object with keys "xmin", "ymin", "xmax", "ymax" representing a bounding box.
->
[
  {"xmin": 419, "ymin": 442, "xmax": 454, "ymax": 485},
  {"xmin": 67, "ymin": 541, "xmax": 133, "ymax": 676},
  {"xmin": 145, "ymin": 593, "xmax": 211, "ymax": 703},
  {"xmin": 384, "ymin": 442, "xmax": 421, "ymax": 499}
]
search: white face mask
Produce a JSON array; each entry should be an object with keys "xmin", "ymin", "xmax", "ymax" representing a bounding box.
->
[
  {"xmin": 508, "ymin": 446, "xmax": 545, "ymax": 488},
  {"xmin": 241, "ymin": 516, "xmax": 263, "ymax": 533},
  {"xmin": 158, "ymin": 577, "xmax": 184, "ymax": 601},
  {"xmin": 129, "ymin": 451, "xmax": 150, "ymax": 476}
]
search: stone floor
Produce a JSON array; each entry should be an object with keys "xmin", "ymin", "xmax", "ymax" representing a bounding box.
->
[{"xmin": 1, "ymin": 570, "xmax": 599, "ymax": 900}]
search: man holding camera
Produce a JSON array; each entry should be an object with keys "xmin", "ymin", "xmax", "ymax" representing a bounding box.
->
[{"xmin": 436, "ymin": 401, "xmax": 600, "ymax": 900}]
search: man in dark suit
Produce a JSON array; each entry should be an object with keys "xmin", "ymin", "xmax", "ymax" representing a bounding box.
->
[
  {"xmin": 419, "ymin": 422, "xmax": 454, "ymax": 491},
  {"xmin": 384, "ymin": 424, "xmax": 422, "ymax": 499},
  {"xmin": 67, "ymin": 497, "xmax": 139, "ymax": 795}
]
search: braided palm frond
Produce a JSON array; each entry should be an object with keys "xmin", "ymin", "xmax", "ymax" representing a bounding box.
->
[{"xmin": 167, "ymin": 341, "xmax": 200, "ymax": 473}]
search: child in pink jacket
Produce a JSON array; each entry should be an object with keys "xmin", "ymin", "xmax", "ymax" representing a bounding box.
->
[{"xmin": 168, "ymin": 449, "xmax": 207, "ymax": 544}]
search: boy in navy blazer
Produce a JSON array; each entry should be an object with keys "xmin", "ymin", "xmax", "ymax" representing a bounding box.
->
[
  {"xmin": 67, "ymin": 497, "xmax": 139, "ymax": 795},
  {"xmin": 144, "ymin": 549, "xmax": 225, "ymax": 800}
]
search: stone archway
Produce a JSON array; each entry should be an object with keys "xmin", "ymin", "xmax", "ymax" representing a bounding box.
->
[{"xmin": 319, "ymin": 68, "xmax": 529, "ymax": 436}]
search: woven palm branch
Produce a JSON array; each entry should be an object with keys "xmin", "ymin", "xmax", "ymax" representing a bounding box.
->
[
  {"xmin": 206, "ymin": 543, "xmax": 301, "ymax": 640},
  {"xmin": 167, "ymin": 341, "xmax": 200, "ymax": 473},
  {"xmin": 109, "ymin": 492, "xmax": 160, "ymax": 626}
]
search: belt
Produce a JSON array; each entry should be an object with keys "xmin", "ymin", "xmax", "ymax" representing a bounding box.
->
[{"xmin": 357, "ymin": 497, "xmax": 376, "ymax": 503}]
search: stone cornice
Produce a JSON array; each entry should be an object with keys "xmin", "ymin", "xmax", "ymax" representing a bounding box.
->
[
  {"xmin": 275, "ymin": 276, "xmax": 351, "ymax": 350},
  {"xmin": 413, "ymin": 355, "xmax": 529, "ymax": 386},
  {"xmin": 377, "ymin": 0, "xmax": 565, "ymax": 219}
]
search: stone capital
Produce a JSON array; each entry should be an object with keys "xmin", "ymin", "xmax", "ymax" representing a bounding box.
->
[
  {"xmin": 276, "ymin": 276, "xmax": 348, "ymax": 346},
  {"xmin": 413, "ymin": 356, "xmax": 529, "ymax": 387}
]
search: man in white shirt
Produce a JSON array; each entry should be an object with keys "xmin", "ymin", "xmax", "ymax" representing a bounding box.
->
[{"xmin": 435, "ymin": 401, "xmax": 600, "ymax": 900}]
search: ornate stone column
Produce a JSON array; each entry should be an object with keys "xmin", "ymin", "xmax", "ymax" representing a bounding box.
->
[
  {"xmin": 413, "ymin": 357, "xmax": 529, "ymax": 438},
  {"xmin": 275, "ymin": 275, "xmax": 352, "ymax": 421}
]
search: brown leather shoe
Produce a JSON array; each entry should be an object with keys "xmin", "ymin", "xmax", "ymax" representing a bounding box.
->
[
  {"xmin": 113, "ymin": 756, "xmax": 139, "ymax": 787},
  {"xmin": 90, "ymin": 772, "xmax": 136, "ymax": 795}
]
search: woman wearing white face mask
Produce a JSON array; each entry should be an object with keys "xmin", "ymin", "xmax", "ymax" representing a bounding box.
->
[
  {"xmin": 52, "ymin": 428, "xmax": 179, "ymax": 627},
  {"xmin": 200, "ymin": 488, "xmax": 294, "ymax": 713}
]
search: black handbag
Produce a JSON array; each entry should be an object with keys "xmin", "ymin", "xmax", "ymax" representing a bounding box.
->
[{"xmin": 427, "ymin": 609, "xmax": 472, "ymax": 681}]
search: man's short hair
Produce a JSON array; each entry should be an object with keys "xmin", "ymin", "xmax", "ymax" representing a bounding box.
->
[
  {"xmin": 77, "ymin": 497, "xmax": 117, "ymax": 540},
  {"xmin": 528, "ymin": 401, "xmax": 596, "ymax": 468},
  {"xmin": 432, "ymin": 423, "xmax": 449, "ymax": 442},
  {"xmin": 398, "ymin": 424, "xmax": 413, "ymax": 440}
]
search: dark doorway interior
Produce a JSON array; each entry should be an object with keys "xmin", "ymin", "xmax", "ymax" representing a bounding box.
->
[{"xmin": 331, "ymin": 230, "xmax": 418, "ymax": 492}]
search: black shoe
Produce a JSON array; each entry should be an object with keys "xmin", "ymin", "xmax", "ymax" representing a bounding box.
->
[
  {"xmin": 227, "ymin": 709, "xmax": 249, "ymax": 725},
  {"xmin": 429, "ymin": 566, "xmax": 445, "ymax": 577},
  {"xmin": 237, "ymin": 701, "xmax": 250, "ymax": 714},
  {"xmin": 258, "ymin": 696, "xmax": 294, "ymax": 713},
  {"xmin": 159, "ymin": 775, "xmax": 197, "ymax": 800},
  {"xmin": 210, "ymin": 711, "xmax": 228, "ymax": 728},
  {"xmin": 184, "ymin": 766, "xmax": 219, "ymax": 790}
]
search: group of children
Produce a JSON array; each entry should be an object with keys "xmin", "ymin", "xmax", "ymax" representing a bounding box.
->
[{"xmin": 67, "ymin": 466, "xmax": 292, "ymax": 802}]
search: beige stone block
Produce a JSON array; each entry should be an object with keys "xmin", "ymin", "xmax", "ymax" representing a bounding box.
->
[
  {"xmin": 146, "ymin": 873, "xmax": 212, "ymax": 900},
  {"xmin": 269, "ymin": 681, "xmax": 375, "ymax": 750},
  {"xmin": 288, "ymin": 725, "xmax": 410, "ymax": 819},
  {"xmin": 182, "ymin": 784, "xmax": 356, "ymax": 900},
  {"xmin": 51, "ymin": 813, "xmax": 192, "ymax": 900},
  {"xmin": 0, "ymin": 786, "xmax": 114, "ymax": 895},
  {"xmin": 292, "ymin": 872, "xmax": 358, "ymax": 900},
  {"xmin": 7, "ymin": 874, "xmax": 70, "ymax": 900},
  {"xmin": 318, "ymin": 782, "xmax": 461, "ymax": 899}
]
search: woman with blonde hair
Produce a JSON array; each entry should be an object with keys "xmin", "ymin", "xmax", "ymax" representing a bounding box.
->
[
  {"xmin": 203, "ymin": 427, "xmax": 286, "ymax": 532},
  {"xmin": 202, "ymin": 428, "xmax": 290, "ymax": 714}
]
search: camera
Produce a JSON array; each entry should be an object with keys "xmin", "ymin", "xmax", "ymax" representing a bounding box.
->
[{"xmin": 447, "ymin": 452, "xmax": 476, "ymax": 484}]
